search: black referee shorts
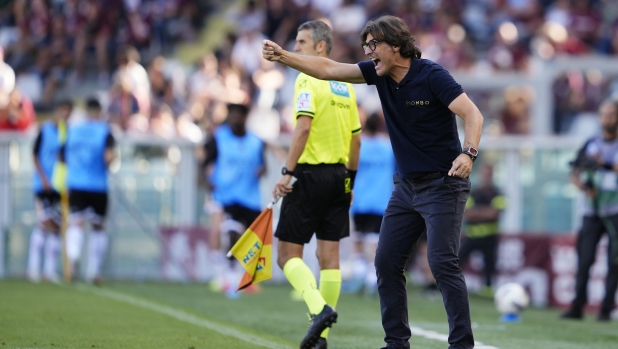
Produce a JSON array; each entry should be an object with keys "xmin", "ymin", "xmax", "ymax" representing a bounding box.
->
[
  {"xmin": 223, "ymin": 204, "xmax": 261, "ymax": 229},
  {"xmin": 35, "ymin": 190, "xmax": 62, "ymax": 224},
  {"xmin": 353, "ymin": 213, "xmax": 383, "ymax": 234},
  {"xmin": 275, "ymin": 164, "xmax": 351, "ymax": 245},
  {"xmin": 69, "ymin": 189, "xmax": 108, "ymax": 218}
]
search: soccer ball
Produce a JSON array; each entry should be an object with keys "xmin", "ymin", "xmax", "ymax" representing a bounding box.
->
[{"xmin": 494, "ymin": 283, "xmax": 529, "ymax": 314}]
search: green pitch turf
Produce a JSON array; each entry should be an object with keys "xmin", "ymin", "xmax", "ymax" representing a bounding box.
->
[{"xmin": 0, "ymin": 280, "xmax": 616, "ymax": 349}]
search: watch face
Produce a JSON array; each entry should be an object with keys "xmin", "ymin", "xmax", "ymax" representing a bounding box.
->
[{"xmin": 466, "ymin": 147, "xmax": 478, "ymax": 156}]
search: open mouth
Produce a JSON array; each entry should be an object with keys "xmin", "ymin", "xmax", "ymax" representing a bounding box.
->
[{"xmin": 371, "ymin": 57, "xmax": 381, "ymax": 69}]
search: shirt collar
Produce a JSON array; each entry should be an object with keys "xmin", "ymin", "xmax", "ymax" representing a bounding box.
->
[{"xmin": 400, "ymin": 57, "xmax": 421, "ymax": 85}]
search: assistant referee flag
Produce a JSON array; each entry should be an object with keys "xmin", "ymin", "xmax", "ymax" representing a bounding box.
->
[{"xmin": 227, "ymin": 206, "xmax": 273, "ymax": 291}]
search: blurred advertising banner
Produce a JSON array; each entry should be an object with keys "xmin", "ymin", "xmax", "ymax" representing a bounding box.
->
[
  {"xmin": 462, "ymin": 234, "xmax": 615, "ymax": 310},
  {"xmin": 160, "ymin": 226, "xmax": 212, "ymax": 282}
]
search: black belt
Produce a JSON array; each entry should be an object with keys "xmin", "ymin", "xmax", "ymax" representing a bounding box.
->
[{"xmin": 406, "ymin": 172, "xmax": 446, "ymax": 183}]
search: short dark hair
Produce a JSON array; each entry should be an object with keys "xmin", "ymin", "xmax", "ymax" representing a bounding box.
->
[
  {"xmin": 55, "ymin": 99, "xmax": 73, "ymax": 110},
  {"xmin": 298, "ymin": 20, "xmax": 333, "ymax": 55},
  {"xmin": 86, "ymin": 98, "xmax": 101, "ymax": 110},
  {"xmin": 365, "ymin": 113, "xmax": 380, "ymax": 133},
  {"xmin": 360, "ymin": 15, "xmax": 422, "ymax": 59},
  {"xmin": 227, "ymin": 103, "xmax": 249, "ymax": 116}
]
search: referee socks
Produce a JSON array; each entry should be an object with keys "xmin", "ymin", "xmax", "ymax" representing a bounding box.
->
[
  {"xmin": 319, "ymin": 269, "xmax": 341, "ymax": 339},
  {"xmin": 283, "ymin": 258, "xmax": 327, "ymax": 315}
]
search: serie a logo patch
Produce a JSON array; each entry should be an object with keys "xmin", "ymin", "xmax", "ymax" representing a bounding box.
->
[
  {"xmin": 329, "ymin": 81, "xmax": 350, "ymax": 97},
  {"xmin": 296, "ymin": 93, "xmax": 311, "ymax": 110}
]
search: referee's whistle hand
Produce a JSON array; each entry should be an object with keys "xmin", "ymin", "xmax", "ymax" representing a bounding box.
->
[
  {"xmin": 448, "ymin": 154, "xmax": 473, "ymax": 178},
  {"xmin": 263, "ymin": 40, "xmax": 282, "ymax": 62}
]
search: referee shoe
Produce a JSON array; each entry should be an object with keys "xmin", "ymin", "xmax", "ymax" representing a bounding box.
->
[
  {"xmin": 313, "ymin": 338, "xmax": 327, "ymax": 349},
  {"xmin": 300, "ymin": 305, "xmax": 337, "ymax": 349}
]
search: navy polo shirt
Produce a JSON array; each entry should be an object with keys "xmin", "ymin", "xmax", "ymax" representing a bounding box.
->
[{"xmin": 358, "ymin": 58, "xmax": 464, "ymax": 179}]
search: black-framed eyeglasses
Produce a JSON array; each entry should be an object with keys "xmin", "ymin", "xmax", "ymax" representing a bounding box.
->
[{"xmin": 361, "ymin": 39, "xmax": 382, "ymax": 52}]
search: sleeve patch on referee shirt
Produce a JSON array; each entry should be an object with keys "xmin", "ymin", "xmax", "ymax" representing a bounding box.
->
[{"xmin": 296, "ymin": 93, "xmax": 311, "ymax": 111}]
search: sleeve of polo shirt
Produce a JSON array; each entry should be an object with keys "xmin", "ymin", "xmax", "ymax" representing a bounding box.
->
[
  {"xmin": 428, "ymin": 66, "xmax": 464, "ymax": 107},
  {"xmin": 348, "ymin": 84, "xmax": 362, "ymax": 135},
  {"xmin": 294, "ymin": 74, "xmax": 316, "ymax": 118},
  {"xmin": 357, "ymin": 60, "xmax": 376, "ymax": 85}
]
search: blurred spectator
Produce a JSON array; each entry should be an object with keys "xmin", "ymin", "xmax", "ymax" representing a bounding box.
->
[
  {"xmin": 32, "ymin": 13, "xmax": 73, "ymax": 109},
  {"xmin": 148, "ymin": 56, "xmax": 183, "ymax": 116},
  {"xmin": 459, "ymin": 164, "xmax": 505, "ymax": 297},
  {"xmin": 149, "ymin": 56, "xmax": 168, "ymax": 105},
  {"xmin": 0, "ymin": 46, "xmax": 15, "ymax": 95},
  {"xmin": 108, "ymin": 72, "xmax": 140, "ymax": 131},
  {"xmin": 561, "ymin": 98, "xmax": 618, "ymax": 322},
  {"xmin": 188, "ymin": 53, "xmax": 224, "ymax": 108},
  {"xmin": 3, "ymin": 0, "xmax": 618, "ymax": 140},
  {"xmin": 329, "ymin": 0, "xmax": 366, "ymax": 36},
  {"xmin": 231, "ymin": 26, "xmax": 266, "ymax": 77},
  {"xmin": 501, "ymin": 86, "xmax": 533, "ymax": 134},
  {"xmin": 113, "ymin": 45, "xmax": 150, "ymax": 115},
  {"xmin": 71, "ymin": 0, "xmax": 121, "ymax": 83},
  {"xmin": 0, "ymin": 88, "xmax": 36, "ymax": 130}
]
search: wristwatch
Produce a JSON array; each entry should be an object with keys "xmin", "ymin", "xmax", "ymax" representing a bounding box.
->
[
  {"xmin": 281, "ymin": 167, "xmax": 294, "ymax": 176},
  {"xmin": 462, "ymin": 147, "xmax": 478, "ymax": 162}
]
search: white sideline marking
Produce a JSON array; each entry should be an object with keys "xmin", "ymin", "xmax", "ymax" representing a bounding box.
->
[
  {"xmin": 409, "ymin": 321, "xmax": 506, "ymax": 331},
  {"xmin": 76, "ymin": 285, "xmax": 293, "ymax": 349},
  {"xmin": 410, "ymin": 326, "xmax": 500, "ymax": 349}
]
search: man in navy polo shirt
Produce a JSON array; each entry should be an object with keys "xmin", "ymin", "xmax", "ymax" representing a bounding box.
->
[{"xmin": 263, "ymin": 15, "xmax": 483, "ymax": 349}]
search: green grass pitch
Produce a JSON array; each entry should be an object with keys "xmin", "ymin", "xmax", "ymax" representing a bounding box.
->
[{"xmin": 0, "ymin": 280, "xmax": 616, "ymax": 349}]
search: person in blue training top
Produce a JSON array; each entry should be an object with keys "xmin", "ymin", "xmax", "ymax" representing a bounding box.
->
[
  {"xmin": 63, "ymin": 98, "xmax": 116, "ymax": 284},
  {"xmin": 263, "ymin": 15, "xmax": 484, "ymax": 349},
  {"xmin": 203, "ymin": 103, "xmax": 266, "ymax": 296},
  {"xmin": 27, "ymin": 100, "xmax": 72, "ymax": 283},
  {"xmin": 349, "ymin": 113, "xmax": 395, "ymax": 296}
]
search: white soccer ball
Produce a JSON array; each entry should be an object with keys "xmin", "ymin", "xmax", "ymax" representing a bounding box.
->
[{"xmin": 494, "ymin": 283, "xmax": 530, "ymax": 314}]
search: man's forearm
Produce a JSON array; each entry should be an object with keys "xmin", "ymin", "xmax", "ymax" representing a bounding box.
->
[
  {"xmin": 279, "ymin": 51, "xmax": 331, "ymax": 80},
  {"xmin": 285, "ymin": 126, "xmax": 310, "ymax": 171},
  {"xmin": 277, "ymin": 49, "xmax": 365, "ymax": 84},
  {"xmin": 462, "ymin": 109, "xmax": 483, "ymax": 150}
]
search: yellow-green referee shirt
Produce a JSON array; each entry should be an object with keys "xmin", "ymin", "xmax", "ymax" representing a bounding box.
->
[{"xmin": 294, "ymin": 73, "xmax": 361, "ymax": 165}]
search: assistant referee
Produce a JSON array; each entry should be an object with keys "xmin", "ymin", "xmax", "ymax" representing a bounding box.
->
[{"xmin": 273, "ymin": 20, "xmax": 362, "ymax": 349}]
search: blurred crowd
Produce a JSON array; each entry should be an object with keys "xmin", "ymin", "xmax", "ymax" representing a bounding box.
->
[
  {"xmin": 0, "ymin": 0, "xmax": 209, "ymax": 133},
  {"xmin": 1, "ymin": 0, "xmax": 618, "ymax": 136}
]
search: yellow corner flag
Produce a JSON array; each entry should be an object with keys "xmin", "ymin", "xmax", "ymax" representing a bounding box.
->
[{"xmin": 227, "ymin": 206, "xmax": 274, "ymax": 291}]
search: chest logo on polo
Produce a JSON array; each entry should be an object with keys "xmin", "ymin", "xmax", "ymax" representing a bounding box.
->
[
  {"xmin": 406, "ymin": 101, "xmax": 430, "ymax": 106},
  {"xmin": 329, "ymin": 81, "xmax": 350, "ymax": 97}
]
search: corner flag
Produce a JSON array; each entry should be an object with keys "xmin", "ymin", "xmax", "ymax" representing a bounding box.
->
[
  {"xmin": 227, "ymin": 206, "xmax": 273, "ymax": 291},
  {"xmin": 227, "ymin": 177, "xmax": 296, "ymax": 291}
]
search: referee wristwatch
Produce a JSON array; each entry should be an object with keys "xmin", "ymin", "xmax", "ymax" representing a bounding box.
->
[
  {"xmin": 281, "ymin": 167, "xmax": 294, "ymax": 176},
  {"xmin": 462, "ymin": 147, "xmax": 478, "ymax": 162}
]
